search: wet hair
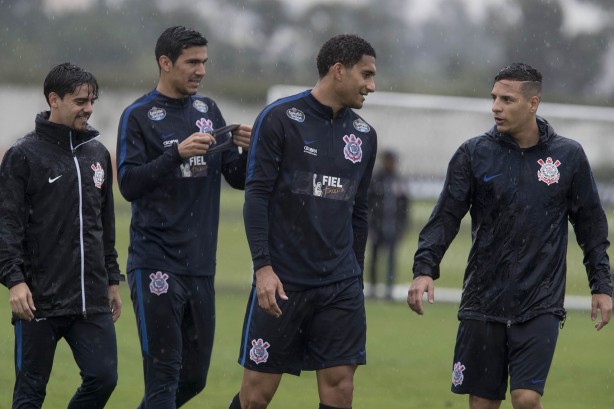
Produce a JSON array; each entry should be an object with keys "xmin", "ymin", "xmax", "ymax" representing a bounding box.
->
[
  {"xmin": 43, "ymin": 62, "xmax": 98, "ymax": 106},
  {"xmin": 494, "ymin": 63, "xmax": 542, "ymax": 99},
  {"xmin": 155, "ymin": 26, "xmax": 208, "ymax": 68},
  {"xmin": 316, "ymin": 34, "xmax": 376, "ymax": 78}
]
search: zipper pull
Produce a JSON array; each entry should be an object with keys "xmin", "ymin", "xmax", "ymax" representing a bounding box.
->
[{"xmin": 507, "ymin": 320, "xmax": 511, "ymax": 328}]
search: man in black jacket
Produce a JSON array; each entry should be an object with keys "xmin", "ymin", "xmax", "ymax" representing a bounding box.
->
[
  {"xmin": 407, "ymin": 63, "xmax": 612, "ymax": 409},
  {"xmin": 0, "ymin": 63, "xmax": 124, "ymax": 408}
]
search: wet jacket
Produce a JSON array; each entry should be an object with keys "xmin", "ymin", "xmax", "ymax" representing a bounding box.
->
[
  {"xmin": 244, "ymin": 90, "xmax": 377, "ymax": 289},
  {"xmin": 0, "ymin": 112, "xmax": 123, "ymax": 319},
  {"xmin": 116, "ymin": 90, "xmax": 247, "ymax": 276},
  {"xmin": 413, "ymin": 117, "xmax": 612, "ymax": 324}
]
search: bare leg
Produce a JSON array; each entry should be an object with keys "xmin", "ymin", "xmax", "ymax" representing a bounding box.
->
[{"xmin": 316, "ymin": 365, "xmax": 357, "ymax": 408}]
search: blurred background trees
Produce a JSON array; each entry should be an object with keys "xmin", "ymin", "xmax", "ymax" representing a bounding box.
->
[{"xmin": 1, "ymin": 0, "xmax": 613, "ymax": 105}]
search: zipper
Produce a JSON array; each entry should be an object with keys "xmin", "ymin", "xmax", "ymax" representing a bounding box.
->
[{"xmin": 70, "ymin": 132, "xmax": 87, "ymax": 319}]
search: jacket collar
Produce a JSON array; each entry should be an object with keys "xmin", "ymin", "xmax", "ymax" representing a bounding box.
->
[
  {"xmin": 304, "ymin": 91, "xmax": 350, "ymax": 120},
  {"xmin": 35, "ymin": 111, "xmax": 99, "ymax": 150},
  {"xmin": 487, "ymin": 116, "xmax": 556, "ymax": 150}
]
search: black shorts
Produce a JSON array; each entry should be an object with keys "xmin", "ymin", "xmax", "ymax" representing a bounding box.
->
[
  {"xmin": 237, "ymin": 277, "xmax": 366, "ymax": 375},
  {"xmin": 451, "ymin": 314, "xmax": 560, "ymax": 400}
]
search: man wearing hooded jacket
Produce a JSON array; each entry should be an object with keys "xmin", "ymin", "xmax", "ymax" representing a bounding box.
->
[
  {"xmin": 0, "ymin": 63, "xmax": 123, "ymax": 408},
  {"xmin": 407, "ymin": 63, "xmax": 612, "ymax": 409}
]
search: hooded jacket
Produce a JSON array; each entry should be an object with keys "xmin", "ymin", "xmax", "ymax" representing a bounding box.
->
[
  {"xmin": 413, "ymin": 117, "xmax": 611, "ymax": 324},
  {"xmin": 0, "ymin": 112, "xmax": 122, "ymax": 319}
]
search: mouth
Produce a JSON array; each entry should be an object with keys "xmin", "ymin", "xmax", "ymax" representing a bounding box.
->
[{"xmin": 494, "ymin": 117, "xmax": 504, "ymax": 125}]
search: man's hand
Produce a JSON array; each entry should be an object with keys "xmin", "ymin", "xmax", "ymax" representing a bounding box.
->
[
  {"xmin": 108, "ymin": 284, "xmax": 122, "ymax": 323},
  {"xmin": 255, "ymin": 265, "xmax": 288, "ymax": 318},
  {"xmin": 232, "ymin": 124, "xmax": 252, "ymax": 151},
  {"xmin": 178, "ymin": 132, "xmax": 217, "ymax": 159},
  {"xmin": 591, "ymin": 293, "xmax": 612, "ymax": 331},
  {"xmin": 9, "ymin": 282, "xmax": 36, "ymax": 321},
  {"xmin": 407, "ymin": 275, "xmax": 435, "ymax": 315}
]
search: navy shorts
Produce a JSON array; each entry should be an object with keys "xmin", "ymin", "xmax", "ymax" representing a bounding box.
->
[
  {"xmin": 451, "ymin": 314, "xmax": 560, "ymax": 400},
  {"xmin": 237, "ymin": 277, "xmax": 366, "ymax": 375}
]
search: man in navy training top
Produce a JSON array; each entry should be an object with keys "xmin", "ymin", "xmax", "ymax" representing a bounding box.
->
[
  {"xmin": 116, "ymin": 26, "xmax": 252, "ymax": 408},
  {"xmin": 408, "ymin": 63, "xmax": 612, "ymax": 409},
  {"xmin": 228, "ymin": 34, "xmax": 377, "ymax": 409}
]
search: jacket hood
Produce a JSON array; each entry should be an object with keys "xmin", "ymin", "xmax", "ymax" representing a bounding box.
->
[
  {"xmin": 485, "ymin": 116, "xmax": 556, "ymax": 149},
  {"xmin": 35, "ymin": 111, "xmax": 100, "ymax": 149}
]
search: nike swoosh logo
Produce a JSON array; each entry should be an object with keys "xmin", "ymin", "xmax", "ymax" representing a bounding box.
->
[
  {"xmin": 483, "ymin": 174, "xmax": 502, "ymax": 182},
  {"xmin": 34, "ymin": 318, "xmax": 47, "ymax": 322},
  {"xmin": 530, "ymin": 379, "xmax": 545, "ymax": 384},
  {"xmin": 304, "ymin": 140, "xmax": 318, "ymax": 145},
  {"xmin": 48, "ymin": 175, "xmax": 63, "ymax": 183},
  {"xmin": 162, "ymin": 132, "xmax": 175, "ymax": 139}
]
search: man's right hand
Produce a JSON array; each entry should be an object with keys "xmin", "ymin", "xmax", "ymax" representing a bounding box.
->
[
  {"xmin": 9, "ymin": 282, "xmax": 36, "ymax": 321},
  {"xmin": 255, "ymin": 265, "xmax": 288, "ymax": 318},
  {"xmin": 407, "ymin": 275, "xmax": 435, "ymax": 315},
  {"xmin": 177, "ymin": 132, "xmax": 217, "ymax": 159}
]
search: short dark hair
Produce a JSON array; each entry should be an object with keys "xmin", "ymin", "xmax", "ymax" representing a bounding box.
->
[
  {"xmin": 494, "ymin": 63, "xmax": 542, "ymax": 99},
  {"xmin": 155, "ymin": 26, "xmax": 208, "ymax": 67},
  {"xmin": 43, "ymin": 62, "xmax": 98, "ymax": 106},
  {"xmin": 316, "ymin": 34, "xmax": 376, "ymax": 78}
]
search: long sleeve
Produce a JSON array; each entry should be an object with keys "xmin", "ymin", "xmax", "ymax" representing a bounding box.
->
[
  {"xmin": 101, "ymin": 151, "xmax": 123, "ymax": 284},
  {"xmin": 568, "ymin": 147, "xmax": 612, "ymax": 295},
  {"xmin": 352, "ymin": 136, "xmax": 377, "ymax": 272},
  {"xmin": 243, "ymin": 111, "xmax": 284, "ymax": 272},
  {"xmin": 116, "ymin": 109, "xmax": 184, "ymax": 202},
  {"xmin": 0, "ymin": 147, "xmax": 28, "ymax": 288},
  {"xmin": 412, "ymin": 144, "xmax": 472, "ymax": 280}
]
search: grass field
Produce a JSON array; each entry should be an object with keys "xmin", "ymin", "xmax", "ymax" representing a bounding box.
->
[{"xmin": 1, "ymin": 187, "xmax": 613, "ymax": 408}]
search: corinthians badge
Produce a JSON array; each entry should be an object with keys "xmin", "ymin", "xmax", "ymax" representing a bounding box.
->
[{"xmin": 537, "ymin": 157, "xmax": 561, "ymax": 185}]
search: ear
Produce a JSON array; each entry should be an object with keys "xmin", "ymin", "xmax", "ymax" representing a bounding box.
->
[
  {"xmin": 48, "ymin": 92, "xmax": 60, "ymax": 109},
  {"xmin": 331, "ymin": 62, "xmax": 345, "ymax": 81},
  {"xmin": 159, "ymin": 55, "xmax": 172, "ymax": 73},
  {"xmin": 529, "ymin": 95, "xmax": 540, "ymax": 113}
]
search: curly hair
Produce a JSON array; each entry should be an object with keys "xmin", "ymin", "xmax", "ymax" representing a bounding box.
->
[{"xmin": 316, "ymin": 34, "xmax": 376, "ymax": 78}]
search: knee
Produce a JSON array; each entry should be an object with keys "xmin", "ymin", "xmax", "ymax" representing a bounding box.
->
[
  {"xmin": 241, "ymin": 391, "xmax": 273, "ymax": 409},
  {"xmin": 511, "ymin": 389, "xmax": 542, "ymax": 409},
  {"xmin": 84, "ymin": 368, "xmax": 117, "ymax": 395}
]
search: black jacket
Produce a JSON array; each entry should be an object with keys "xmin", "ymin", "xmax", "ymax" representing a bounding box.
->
[
  {"xmin": 413, "ymin": 117, "xmax": 612, "ymax": 324},
  {"xmin": 244, "ymin": 90, "xmax": 377, "ymax": 288},
  {"xmin": 0, "ymin": 112, "xmax": 123, "ymax": 319}
]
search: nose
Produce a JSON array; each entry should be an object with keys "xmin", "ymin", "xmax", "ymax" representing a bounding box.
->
[
  {"xmin": 83, "ymin": 100, "xmax": 94, "ymax": 114},
  {"xmin": 492, "ymin": 98, "xmax": 501, "ymax": 113},
  {"xmin": 366, "ymin": 77, "xmax": 376, "ymax": 93},
  {"xmin": 196, "ymin": 62, "xmax": 206, "ymax": 76}
]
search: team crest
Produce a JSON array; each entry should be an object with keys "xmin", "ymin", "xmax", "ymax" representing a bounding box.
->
[
  {"xmin": 148, "ymin": 107, "xmax": 166, "ymax": 121},
  {"xmin": 286, "ymin": 108, "xmax": 305, "ymax": 123},
  {"xmin": 196, "ymin": 118, "xmax": 214, "ymax": 133},
  {"xmin": 353, "ymin": 118, "xmax": 370, "ymax": 133},
  {"xmin": 343, "ymin": 134, "xmax": 363, "ymax": 163},
  {"xmin": 193, "ymin": 100, "xmax": 208, "ymax": 113},
  {"xmin": 537, "ymin": 157, "xmax": 561, "ymax": 185},
  {"xmin": 452, "ymin": 361, "xmax": 465, "ymax": 387},
  {"xmin": 249, "ymin": 338, "xmax": 270, "ymax": 364},
  {"xmin": 149, "ymin": 271, "xmax": 169, "ymax": 295},
  {"xmin": 90, "ymin": 162, "xmax": 104, "ymax": 189}
]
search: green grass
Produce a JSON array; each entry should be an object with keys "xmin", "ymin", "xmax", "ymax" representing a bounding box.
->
[{"xmin": 1, "ymin": 188, "xmax": 613, "ymax": 408}]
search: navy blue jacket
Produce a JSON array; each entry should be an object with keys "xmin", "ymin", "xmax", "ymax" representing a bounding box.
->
[
  {"xmin": 244, "ymin": 90, "xmax": 377, "ymax": 289},
  {"xmin": 0, "ymin": 112, "xmax": 122, "ymax": 318},
  {"xmin": 413, "ymin": 117, "xmax": 612, "ymax": 324},
  {"xmin": 116, "ymin": 90, "xmax": 247, "ymax": 276}
]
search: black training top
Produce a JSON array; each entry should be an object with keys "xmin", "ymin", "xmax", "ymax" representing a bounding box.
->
[{"xmin": 244, "ymin": 90, "xmax": 377, "ymax": 289}]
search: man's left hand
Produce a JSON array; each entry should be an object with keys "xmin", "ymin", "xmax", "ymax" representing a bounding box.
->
[{"xmin": 591, "ymin": 293, "xmax": 612, "ymax": 331}]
